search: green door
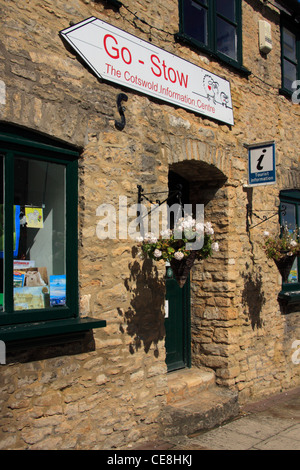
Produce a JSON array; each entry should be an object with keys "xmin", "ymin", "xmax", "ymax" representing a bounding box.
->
[{"xmin": 165, "ymin": 264, "xmax": 191, "ymax": 372}]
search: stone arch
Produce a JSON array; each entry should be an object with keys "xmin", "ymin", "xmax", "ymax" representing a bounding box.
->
[
  {"xmin": 165, "ymin": 136, "xmax": 232, "ymax": 179},
  {"xmin": 167, "ymin": 156, "xmax": 231, "ymax": 373}
]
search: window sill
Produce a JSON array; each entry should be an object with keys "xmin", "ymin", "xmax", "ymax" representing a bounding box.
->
[
  {"xmin": 0, "ymin": 316, "xmax": 106, "ymax": 342},
  {"xmin": 279, "ymin": 87, "xmax": 298, "ymax": 102},
  {"xmin": 278, "ymin": 290, "xmax": 300, "ymax": 313},
  {"xmin": 174, "ymin": 32, "xmax": 251, "ymax": 77},
  {"xmin": 279, "ymin": 87, "xmax": 292, "ymax": 98}
]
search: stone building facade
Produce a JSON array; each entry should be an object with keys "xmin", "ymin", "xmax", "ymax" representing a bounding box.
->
[{"xmin": 0, "ymin": 0, "xmax": 299, "ymax": 450}]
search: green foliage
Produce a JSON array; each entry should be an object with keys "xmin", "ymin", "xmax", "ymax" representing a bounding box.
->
[
  {"xmin": 138, "ymin": 217, "xmax": 219, "ymax": 262},
  {"xmin": 261, "ymin": 225, "xmax": 300, "ymax": 261}
]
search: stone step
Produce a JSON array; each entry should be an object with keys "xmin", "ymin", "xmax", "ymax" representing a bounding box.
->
[
  {"xmin": 161, "ymin": 385, "xmax": 239, "ymax": 437},
  {"xmin": 166, "ymin": 367, "xmax": 216, "ymax": 404}
]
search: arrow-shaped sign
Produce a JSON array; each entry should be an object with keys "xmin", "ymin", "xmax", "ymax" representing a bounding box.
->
[{"xmin": 60, "ymin": 17, "xmax": 234, "ymax": 125}]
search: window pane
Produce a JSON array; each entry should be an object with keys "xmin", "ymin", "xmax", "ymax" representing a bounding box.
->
[
  {"xmin": 281, "ymin": 202, "xmax": 298, "ymax": 283},
  {"xmin": 183, "ymin": 0, "xmax": 208, "ymax": 45},
  {"xmin": 0, "ymin": 155, "xmax": 3, "ymax": 312},
  {"xmin": 216, "ymin": 0, "xmax": 235, "ymax": 22},
  {"xmin": 283, "ymin": 59, "xmax": 297, "ymax": 91},
  {"xmin": 217, "ymin": 17, "xmax": 237, "ymax": 60},
  {"xmin": 283, "ymin": 28, "xmax": 296, "ymax": 62},
  {"xmin": 288, "ymin": 257, "xmax": 298, "ymax": 283},
  {"xmin": 281, "ymin": 202, "xmax": 296, "ymax": 229},
  {"xmin": 13, "ymin": 158, "xmax": 66, "ymax": 311}
]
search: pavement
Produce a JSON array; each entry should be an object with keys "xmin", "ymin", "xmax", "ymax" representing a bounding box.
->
[{"xmin": 132, "ymin": 386, "xmax": 300, "ymax": 451}]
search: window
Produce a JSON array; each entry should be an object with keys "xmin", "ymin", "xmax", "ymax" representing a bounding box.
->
[
  {"xmin": 278, "ymin": 190, "xmax": 300, "ymax": 307},
  {"xmin": 280, "ymin": 16, "xmax": 300, "ymax": 98},
  {"xmin": 177, "ymin": 0, "xmax": 247, "ymax": 72},
  {"xmin": 0, "ymin": 127, "xmax": 105, "ymax": 341}
]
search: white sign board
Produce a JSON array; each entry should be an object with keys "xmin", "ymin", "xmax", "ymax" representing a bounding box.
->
[
  {"xmin": 60, "ymin": 17, "xmax": 234, "ymax": 125},
  {"xmin": 248, "ymin": 142, "xmax": 276, "ymax": 186}
]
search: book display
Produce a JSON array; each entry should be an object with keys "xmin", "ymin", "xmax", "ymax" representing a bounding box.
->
[
  {"xmin": 14, "ymin": 286, "xmax": 49, "ymax": 310},
  {"xmin": 13, "ymin": 263, "xmax": 65, "ymax": 310}
]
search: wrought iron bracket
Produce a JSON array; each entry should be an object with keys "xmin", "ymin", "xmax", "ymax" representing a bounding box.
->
[
  {"xmin": 246, "ymin": 204, "xmax": 286, "ymax": 231},
  {"xmin": 137, "ymin": 184, "xmax": 182, "ymax": 206},
  {"xmin": 115, "ymin": 93, "xmax": 128, "ymax": 131},
  {"xmin": 137, "ymin": 184, "xmax": 183, "ymax": 218}
]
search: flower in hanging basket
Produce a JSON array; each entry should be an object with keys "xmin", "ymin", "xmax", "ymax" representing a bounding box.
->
[
  {"xmin": 261, "ymin": 225, "xmax": 300, "ymax": 282},
  {"xmin": 261, "ymin": 225, "xmax": 300, "ymax": 261},
  {"xmin": 137, "ymin": 216, "xmax": 219, "ymax": 287},
  {"xmin": 174, "ymin": 251, "xmax": 184, "ymax": 260}
]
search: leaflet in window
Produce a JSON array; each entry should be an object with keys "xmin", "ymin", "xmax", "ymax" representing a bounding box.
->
[{"xmin": 50, "ymin": 275, "xmax": 66, "ymax": 307}]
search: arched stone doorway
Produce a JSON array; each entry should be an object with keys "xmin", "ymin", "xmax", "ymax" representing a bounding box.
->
[{"xmin": 165, "ymin": 159, "xmax": 228, "ymax": 372}]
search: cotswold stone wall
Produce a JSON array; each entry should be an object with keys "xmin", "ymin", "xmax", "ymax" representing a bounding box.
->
[{"xmin": 0, "ymin": 0, "xmax": 299, "ymax": 450}]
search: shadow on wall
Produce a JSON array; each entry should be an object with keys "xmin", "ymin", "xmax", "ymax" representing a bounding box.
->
[
  {"xmin": 121, "ymin": 249, "xmax": 166, "ymax": 357},
  {"xmin": 242, "ymin": 267, "xmax": 266, "ymax": 330}
]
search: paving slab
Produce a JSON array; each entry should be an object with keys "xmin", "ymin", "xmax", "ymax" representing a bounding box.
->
[
  {"xmin": 253, "ymin": 435, "xmax": 300, "ymax": 451},
  {"xmin": 279, "ymin": 423, "xmax": 300, "ymax": 441},
  {"xmin": 219, "ymin": 414, "xmax": 296, "ymax": 440},
  {"xmin": 186, "ymin": 427, "xmax": 262, "ymax": 450}
]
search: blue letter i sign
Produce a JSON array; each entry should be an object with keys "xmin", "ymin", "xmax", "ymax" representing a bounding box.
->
[{"xmin": 248, "ymin": 142, "xmax": 275, "ymax": 186}]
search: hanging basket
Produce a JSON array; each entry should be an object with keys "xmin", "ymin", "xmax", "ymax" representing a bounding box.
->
[
  {"xmin": 170, "ymin": 251, "xmax": 198, "ymax": 288},
  {"xmin": 273, "ymin": 253, "xmax": 297, "ymax": 283}
]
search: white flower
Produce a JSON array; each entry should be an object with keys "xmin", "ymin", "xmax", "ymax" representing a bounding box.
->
[
  {"xmin": 174, "ymin": 251, "xmax": 184, "ymax": 260},
  {"xmin": 204, "ymin": 222, "xmax": 214, "ymax": 235},
  {"xmin": 290, "ymin": 240, "xmax": 297, "ymax": 247},
  {"xmin": 175, "ymin": 216, "xmax": 195, "ymax": 232},
  {"xmin": 211, "ymin": 242, "xmax": 219, "ymax": 252},
  {"xmin": 135, "ymin": 236, "xmax": 144, "ymax": 243},
  {"xmin": 263, "ymin": 231, "xmax": 270, "ymax": 237},
  {"xmin": 160, "ymin": 229, "xmax": 172, "ymax": 238},
  {"xmin": 153, "ymin": 249, "xmax": 162, "ymax": 258},
  {"xmin": 144, "ymin": 232, "xmax": 157, "ymax": 243},
  {"xmin": 287, "ymin": 251, "xmax": 294, "ymax": 256},
  {"xmin": 182, "ymin": 216, "xmax": 195, "ymax": 229},
  {"xmin": 196, "ymin": 222, "xmax": 204, "ymax": 232}
]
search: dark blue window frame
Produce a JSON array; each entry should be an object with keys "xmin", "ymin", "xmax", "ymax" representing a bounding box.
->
[
  {"xmin": 278, "ymin": 189, "xmax": 300, "ymax": 310},
  {"xmin": 280, "ymin": 14, "xmax": 300, "ymax": 100}
]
